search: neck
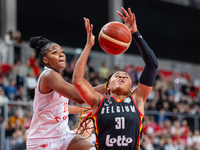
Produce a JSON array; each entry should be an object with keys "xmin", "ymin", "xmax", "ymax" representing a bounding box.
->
[
  {"xmin": 110, "ymin": 93, "xmax": 129, "ymax": 100},
  {"xmin": 44, "ymin": 66, "xmax": 61, "ymax": 74}
]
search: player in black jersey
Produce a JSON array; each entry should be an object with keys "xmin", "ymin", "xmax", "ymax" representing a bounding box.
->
[{"xmin": 73, "ymin": 7, "xmax": 158, "ymax": 150}]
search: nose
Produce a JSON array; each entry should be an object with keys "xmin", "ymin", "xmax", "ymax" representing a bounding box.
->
[
  {"xmin": 119, "ymin": 75, "xmax": 124, "ymax": 79},
  {"xmin": 59, "ymin": 52, "xmax": 64, "ymax": 57}
]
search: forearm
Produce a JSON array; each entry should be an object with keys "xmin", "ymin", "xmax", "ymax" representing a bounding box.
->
[
  {"xmin": 73, "ymin": 44, "xmax": 92, "ymax": 81},
  {"xmin": 132, "ymin": 31, "xmax": 157, "ymax": 66},
  {"xmin": 68, "ymin": 105, "xmax": 86, "ymax": 114},
  {"xmin": 133, "ymin": 31, "xmax": 158, "ymax": 86}
]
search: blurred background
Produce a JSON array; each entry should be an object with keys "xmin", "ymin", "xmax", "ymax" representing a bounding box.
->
[{"xmin": 0, "ymin": 0, "xmax": 200, "ymax": 149}]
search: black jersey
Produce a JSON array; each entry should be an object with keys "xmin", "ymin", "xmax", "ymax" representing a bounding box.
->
[{"xmin": 93, "ymin": 95, "xmax": 145, "ymax": 150}]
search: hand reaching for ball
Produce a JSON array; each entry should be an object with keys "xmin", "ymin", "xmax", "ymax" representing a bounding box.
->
[
  {"xmin": 84, "ymin": 17, "xmax": 95, "ymax": 47},
  {"xmin": 117, "ymin": 7, "xmax": 138, "ymax": 34}
]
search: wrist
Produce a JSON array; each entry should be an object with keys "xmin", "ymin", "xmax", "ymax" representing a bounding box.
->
[
  {"xmin": 131, "ymin": 30, "xmax": 138, "ymax": 35},
  {"xmin": 132, "ymin": 31, "xmax": 142, "ymax": 40},
  {"xmin": 85, "ymin": 43, "xmax": 93, "ymax": 48}
]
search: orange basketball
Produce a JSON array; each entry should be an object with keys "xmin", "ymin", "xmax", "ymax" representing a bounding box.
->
[{"xmin": 98, "ymin": 21, "xmax": 132, "ymax": 55}]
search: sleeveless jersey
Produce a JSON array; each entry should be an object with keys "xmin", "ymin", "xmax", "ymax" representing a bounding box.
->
[
  {"xmin": 27, "ymin": 67, "xmax": 71, "ymax": 145},
  {"xmin": 93, "ymin": 95, "xmax": 145, "ymax": 150}
]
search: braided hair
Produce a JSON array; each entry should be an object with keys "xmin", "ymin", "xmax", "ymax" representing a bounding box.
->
[
  {"xmin": 105, "ymin": 73, "xmax": 114, "ymax": 95},
  {"xmin": 29, "ymin": 36, "xmax": 54, "ymax": 66},
  {"xmin": 76, "ymin": 107, "xmax": 94, "ymax": 139}
]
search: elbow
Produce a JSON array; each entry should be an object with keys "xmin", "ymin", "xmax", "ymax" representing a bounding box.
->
[
  {"xmin": 151, "ymin": 50, "xmax": 158, "ymax": 69},
  {"xmin": 72, "ymin": 74, "xmax": 82, "ymax": 88},
  {"xmin": 77, "ymin": 100, "xmax": 85, "ymax": 105}
]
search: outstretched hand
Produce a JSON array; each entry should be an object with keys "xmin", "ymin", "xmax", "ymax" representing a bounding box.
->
[
  {"xmin": 117, "ymin": 7, "xmax": 138, "ymax": 34},
  {"xmin": 84, "ymin": 17, "xmax": 95, "ymax": 47}
]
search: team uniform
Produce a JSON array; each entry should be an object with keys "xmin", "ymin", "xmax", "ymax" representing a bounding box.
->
[
  {"xmin": 27, "ymin": 67, "xmax": 76, "ymax": 150},
  {"xmin": 93, "ymin": 95, "xmax": 145, "ymax": 150}
]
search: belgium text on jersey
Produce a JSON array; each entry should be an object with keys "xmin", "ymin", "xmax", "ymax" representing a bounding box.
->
[{"xmin": 101, "ymin": 105, "xmax": 136, "ymax": 114}]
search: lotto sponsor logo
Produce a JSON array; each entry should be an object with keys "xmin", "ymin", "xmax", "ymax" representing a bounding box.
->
[{"xmin": 106, "ymin": 135, "xmax": 133, "ymax": 147}]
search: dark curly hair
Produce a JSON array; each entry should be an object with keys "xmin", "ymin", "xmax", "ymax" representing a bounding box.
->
[{"xmin": 29, "ymin": 36, "xmax": 54, "ymax": 66}]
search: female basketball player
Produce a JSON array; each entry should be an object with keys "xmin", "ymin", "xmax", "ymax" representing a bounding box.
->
[
  {"xmin": 27, "ymin": 36, "xmax": 106, "ymax": 150},
  {"xmin": 73, "ymin": 7, "xmax": 158, "ymax": 150}
]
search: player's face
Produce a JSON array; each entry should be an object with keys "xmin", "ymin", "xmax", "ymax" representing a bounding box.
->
[
  {"xmin": 109, "ymin": 71, "xmax": 132, "ymax": 94},
  {"xmin": 43, "ymin": 44, "xmax": 66, "ymax": 73}
]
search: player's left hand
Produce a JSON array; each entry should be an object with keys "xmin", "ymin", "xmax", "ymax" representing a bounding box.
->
[{"xmin": 117, "ymin": 7, "xmax": 138, "ymax": 34}]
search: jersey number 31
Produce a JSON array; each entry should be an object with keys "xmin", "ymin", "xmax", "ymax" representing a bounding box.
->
[{"xmin": 115, "ymin": 117, "xmax": 125, "ymax": 129}]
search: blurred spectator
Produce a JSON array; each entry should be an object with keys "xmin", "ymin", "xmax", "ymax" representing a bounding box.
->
[
  {"xmin": 4, "ymin": 109, "xmax": 24, "ymax": 137},
  {"xmin": 4, "ymin": 30, "xmax": 14, "ymax": 45},
  {"xmin": 0, "ymin": 87, "xmax": 9, "ymax": 122},
  {"xmin": 12, "ymin": 129, "xmax": 28, "ymax": 150},
  {"xmin": 63, "ymin": 62, "xmax": 73, "ymax": 82},
  {"xmin": 156, "ymin": 109, "xmax": 168, "ymax": 124},
  {"xmin": 98, "ymin": 61, "xmax": 110, "ymax": 81},
  {"xmin": 87, "ymin": 61, "xmax": 95, "ymax": 73},
  {"xmin": 12, "ymin": 60, "xmax": 26, "ymax": 88},
  {"xmin": 5, "ymin": 78, "xmax": 17, "ymax": 100},
  {"xmin": 25, "ymin": 59, "xmax": 33, "ymax": 76},
  {"xmin": 26, "ymin": 70, "xmax": 37, "ymax": 100},
  {"xmin": 8, "ymin": 109, "xmax": 24, "ymax": 131},
  {"xmin": 180, "ymin": 119, "xmax": 189, "ymax": 141},
  {"xmin": 186, "ymin": 130, "xmax": 193, "ymax": 148},
  {"xmin": 192, "ymin": 130, "xmax": 200, "ymax": 144},
  {"xmin": 0, "ymin": 87, "xmax": 9, "ymax": 105},
  {"xmin": 32, "ymin": 59, "xmax": 42, "ymax": 78},
  {"xmin": 0, "ymin": 40, "xmax": 9, "ymax": 63},
  {"xmin": 11, "ymin": 128, "xmax": 24, "ymax": 146},
  {"xmin": 163, "ymin": 137, "xmax": 176, "ymax": 150},
  {"xmin": 69, "ymin": 56, "xmax": 78, "ymax": 72},
  {"xmin": 28, "ymin": 51, "xmax": 36, "ymax": 68},
  {"xmin": 15, "ymin": 86, "xmax": 30, "ymax": 102},
  {"xmin": 13, "ymin": 30, "xmax": 23, "ymax": 61},
  {"xmin": 126, "ymin": 65, "xmax": 139, "ymax": 85},
  {"xmin": 154, "ymin": 72, "xmax": 168, "ymax": 90}
]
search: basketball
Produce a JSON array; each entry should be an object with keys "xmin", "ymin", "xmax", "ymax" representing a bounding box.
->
[{"xmin": 98, "ymin": 21, "xmax": 132, "ymax": 55}]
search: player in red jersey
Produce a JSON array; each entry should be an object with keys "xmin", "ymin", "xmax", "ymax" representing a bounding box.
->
[{"xmin": 27, "ymin": 35, "xmax": 106, "ymax": 150}]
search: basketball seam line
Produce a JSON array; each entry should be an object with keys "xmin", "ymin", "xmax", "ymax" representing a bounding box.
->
[{"xmin": 99, "ymin": 30, "xmax": 132, "ymax": 47}]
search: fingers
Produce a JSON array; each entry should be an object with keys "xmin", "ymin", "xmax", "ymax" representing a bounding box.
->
[
  {"xmin": 90, "ymin": 24, "xmax": 93, "ymax": 35},
  {"xmin": 118, "ymin": 7, "xmax": 133, "ymax": 18},
  {"xmin": 121, "ymin": 7, "xmax": 129, "ymax": 17},
  {"xmin": 84, "ymin": 17, "xmax": 93, "ymax": 34},
  {"xmin": 84, "ymin": 18, "xmax": 90, "ymax": 32},
  {"xmin": 128, "ymin": 8, "xmax": 133, "ymax": 18}
]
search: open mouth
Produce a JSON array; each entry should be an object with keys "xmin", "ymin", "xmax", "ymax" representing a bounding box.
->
[{"xmin": 118, "ymin": 79, "xmax": 124, "ymax": 83}]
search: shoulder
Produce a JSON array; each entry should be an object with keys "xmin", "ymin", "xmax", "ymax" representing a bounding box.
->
[{"xmin": 42, "ymin": 70, "xmax": 61, "ymax": 81}]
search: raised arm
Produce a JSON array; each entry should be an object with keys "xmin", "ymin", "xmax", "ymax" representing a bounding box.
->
[
  {"xmin": 72, "ymin": 18, "xmax": 103, "ymax": 109},
  {"xmin": 117, "ymin": 7, "xmax": 158, "ymax": 103},
  {"xmin": 41, "ymin": 70, "xmax": 85, "ymax": 104}
]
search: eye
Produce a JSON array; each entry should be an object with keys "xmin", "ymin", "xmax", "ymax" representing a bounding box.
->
[
  {"xmin": 52, "ymin": 51, "xmax": 57, "ymax": 54},
  {"xmin": 61, "ymin": 51, "xmax": 65, "ymax": 54}
]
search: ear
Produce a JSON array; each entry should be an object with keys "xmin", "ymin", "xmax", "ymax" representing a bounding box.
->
[
  {"xmin": 43, "ymin": 57, "xmax": 48, "ymax": 65},
  {"xmin": 107, "ymin": 86, "xmax": 110, "ymax": 95},
  {"xmin": 130, "ymin": 87, "xmax": 133, "ymax": 93}
]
